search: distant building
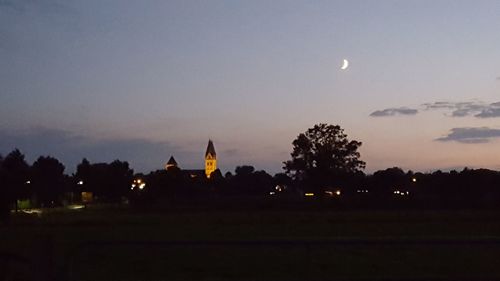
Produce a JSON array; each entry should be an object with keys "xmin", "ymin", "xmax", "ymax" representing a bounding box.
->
[
  {"xmin": 165, "ymin": 156, "xmax": 178, "ymax": 171},
  {"xmin": 165, "ymin": 140, "xmax": 218, "ymax": 179},
  {"xmin": 205, "ymin": 139, "xmax": 217, "ymax": 178}
]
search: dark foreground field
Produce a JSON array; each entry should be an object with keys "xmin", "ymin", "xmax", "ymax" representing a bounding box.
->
[{"xmin": 3, "ymin": 206, "xmax": 500, "ymax": 281}]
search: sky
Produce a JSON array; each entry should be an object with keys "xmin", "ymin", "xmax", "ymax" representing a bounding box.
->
[{"xmin": 1, "ymin": 0, "xmax": 500, "ymax": 175}]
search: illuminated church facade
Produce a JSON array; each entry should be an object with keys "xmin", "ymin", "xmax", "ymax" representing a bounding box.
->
[
  {"xmin": 165, "ymin": 139, "xmax": 217, "ymax": 178},
  {"xmin": 204, "ymin": 140, "xmax": 217, "ymax": 178}
]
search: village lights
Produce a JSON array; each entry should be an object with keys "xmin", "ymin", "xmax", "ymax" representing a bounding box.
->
[{"xmin": 132, "ymin": 179, "xmax": 146, "ymax": 190}]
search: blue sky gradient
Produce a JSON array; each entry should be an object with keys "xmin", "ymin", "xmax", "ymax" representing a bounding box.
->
[{"xmin": 1, "ymin": 0, "xmax": 500, "ymax": 174}]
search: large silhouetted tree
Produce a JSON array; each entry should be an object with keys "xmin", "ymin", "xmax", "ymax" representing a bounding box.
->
[
  {"xmin": 105, "ymin": 160, "xmax": 134, "ymax": 201},
  {"xmin": 31, "ymin": 156, "xmax": 65, "ymax": 206},
  {"xmin": 1, "ymin": 149, "xmax": 30, "ymax": 211},
  {"xmin": 284, "ymin": 124, "xmax": 365, "ymax": 192},
  {"xmin": 75, "ymin": 159, "xmax": 133, "ymax": 202},
  {"xmin": 75, "ymin": 158, "xmax": 91, "ymax": 185}
]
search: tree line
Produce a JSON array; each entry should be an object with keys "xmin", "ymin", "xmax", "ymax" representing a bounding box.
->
[{"xmin": 2, "ymin": 123, "xmax": 500, "ymax": 219}]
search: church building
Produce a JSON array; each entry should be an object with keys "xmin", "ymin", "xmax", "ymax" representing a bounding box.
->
[
  {"xmin": 204, "ymin": 139, "xmax": 217, "ymax": 178},
  {"xmin": 165, "ymin": 139, "xmax": 217, "ymax": 179}
]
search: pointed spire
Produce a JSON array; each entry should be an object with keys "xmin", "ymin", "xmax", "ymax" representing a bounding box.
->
[
  {"xmin": 167, "ymin": 156, "xmax": 177, "ymax": 166},
  {"xmin": 165, "ymin": 155, "xmax": 178, "ymax": 170},
  {"xmin": 205, "ymin": 139, "xmax": 216, "ymax": 158}
]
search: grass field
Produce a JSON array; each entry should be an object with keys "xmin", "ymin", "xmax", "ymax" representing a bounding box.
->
[{"xmin": 3, "ymin": 205, "xmax": 500, "ymax": 280}]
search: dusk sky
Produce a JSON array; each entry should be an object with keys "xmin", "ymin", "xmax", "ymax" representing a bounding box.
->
[{"xmin": 1, "ymin": 0, "xmax": 500, "ymax": 174}]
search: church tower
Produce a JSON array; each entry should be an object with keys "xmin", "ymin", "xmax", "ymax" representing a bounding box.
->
[{"xmin": 205, "ymin": 139, "xmax": 217, "ymax": 178}]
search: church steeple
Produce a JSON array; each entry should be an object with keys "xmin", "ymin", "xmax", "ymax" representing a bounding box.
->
[{"xmin": 205, "ymin": 139, "xmax": 217, "ymax": 178}]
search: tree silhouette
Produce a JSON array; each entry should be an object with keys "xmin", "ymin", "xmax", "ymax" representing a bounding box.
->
[
  {"xmin": 31, "ymin": 156, "xmax": 65, "ymax": 207},
  {"xmin": 235, "ymin": 165, "xmax": 255, "ymax": 176},
  {"xmin": 284, "ymin": 124, "xmax": 365, "ymax": 193},
  {"xmin": 229, "ymin": 166, "xmax": 273, "ymax": 196},
  {"xmin": 75, "ymin": 158, "xmax": 91, "ymax": 185},
  {"xmin": 106, "ymin": 160, "xmax": 134, "ymax": 201},
  {"xmin": 75, "ymin": 159, "xmax": 133, "ymax": 202},
  {"xmin": 1, "ymin": 149, "xmax": 30, "ymax": 211}
]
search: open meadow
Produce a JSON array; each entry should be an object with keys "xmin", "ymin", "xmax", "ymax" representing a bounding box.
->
[{"xmin": 3, "ymin": 205, "xmax": 500, "ymax": 281}]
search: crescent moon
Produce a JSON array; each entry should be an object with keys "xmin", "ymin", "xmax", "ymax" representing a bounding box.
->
[{"xmin": 341, "ymin": 59, "xmax": 349, "ymax": 70}]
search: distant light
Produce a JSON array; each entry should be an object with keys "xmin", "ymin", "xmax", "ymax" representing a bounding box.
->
[
  {"xmin": 139, "ymin": 183, "xmax": 146, "ymax": 190},
  {"xmin": 137, "ymin": 179, "xmax": 142, "ymax": 184},
  {"xmin": 394, "ymin": 190, "xmax": 400, "ymax": 194},
  {"xmin": 275, "ymin": 185, "xmax": 285, "ymax": 192},
  {"xmin": 68, "ymin": 204, "xmax": 85, "ymax": 210},
  {"xmin": 406, "ymin": 191, "xmax": 410, "ymax": 195},
  {"xmin": 335, "ymin": 190, "xmax": 341, "ymax": 196},
  {"xmin": 22, "ymin": 209, "xmax": 42, "ymax": 215},
  {"xmin": 325, "ymin": 191, "xmax": 334, "ymax": 196},
  {"xmin": 412, "ymin": 178, "xmax": 417, "ymax": 182},
  {"xmin": 77, "ymin": 180, "xmax": 84, "ymax": 185},
  {"xmin": 25, "ymin": 180, "xmax": 31, "ymax": 184},
  {"xmin": 269, "ymin": 191, "xmax": 276, "ymax": 195},
  {"xmin": 305, "ymin": 193, "xmax": 315, "ymax": 197}
]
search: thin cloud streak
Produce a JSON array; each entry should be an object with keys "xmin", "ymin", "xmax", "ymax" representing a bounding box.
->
[
  {"xmin": 422, "ymin": 101, "xmax": 484, "ymax": 117},
  {"xmin": 423, "ymin": 101, "xmax": 500, "ymax": 118},
  {"xmin": 372, "ymin": 101, "xmax": 500, "ymax": 119},
  {"xmin": 370, "ymin": 107, "xmax": 418, "ymax": 117}
]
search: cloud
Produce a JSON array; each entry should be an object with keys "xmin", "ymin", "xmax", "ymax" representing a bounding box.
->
[
  {"xmin": 369, "ymin": 101, "xmax": 493, "ymax": 118},
  {"xmin": 369, "ymin": 107, "xmax": 418, "ymax": 117},
  {"xmin": 422, "ymin": 101, "xmax": 488, "ymax": 117},
  {"xmin": 420, "ymin": 101, "xmax": 500, "ymax": 118},
  {"xmin": 435, "ymin": 127, "xmax": 500, "ymax": 143},
  {"xmin": 422, "ymin": 101, "xmax": 457, "ymax": 110},
  {"xmin": 0, "ymin": 127, "xmax": 197, "ymax": 173},
  {"xmin": 474, "ymin": 103, "xmax": 500, "ymax": 118}
]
